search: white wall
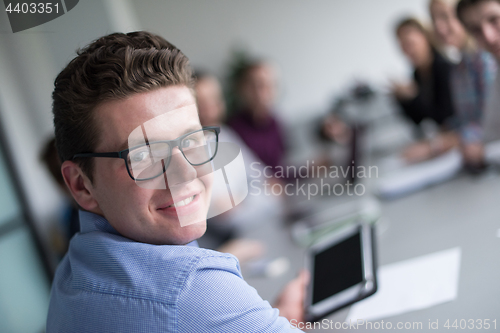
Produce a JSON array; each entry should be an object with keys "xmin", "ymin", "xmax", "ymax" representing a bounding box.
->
[
  {"xmin": 0, "ymin": 0, "xmax": 430, "ymax": 249},
  {"xmin": 133, "ymin": 0, "xmax": 429, "ymax": 123}
]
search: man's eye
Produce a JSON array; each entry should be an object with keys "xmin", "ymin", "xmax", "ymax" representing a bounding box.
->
[
  {"xmin": 181, "ymin": 139, "xmax": 196, "ymax": 148},
  {"xmin": 131, "ymin": 151, "xmax": 150, "ymax": 162}
]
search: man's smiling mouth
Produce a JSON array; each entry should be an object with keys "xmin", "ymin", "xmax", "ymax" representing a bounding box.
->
[{"xmin": 166, "ymin": 195, "xmax": 195, "ymax": 208}]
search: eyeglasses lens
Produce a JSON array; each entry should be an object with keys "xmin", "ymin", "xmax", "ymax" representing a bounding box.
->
[{"xmin": 128, "ymin": 129, "xmax": 217, "ymax": 181}]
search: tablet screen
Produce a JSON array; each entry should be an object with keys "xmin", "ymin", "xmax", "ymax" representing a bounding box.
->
[{"xmin": 312, "ymin": 232, "xmax": 364, "ymax": 304}]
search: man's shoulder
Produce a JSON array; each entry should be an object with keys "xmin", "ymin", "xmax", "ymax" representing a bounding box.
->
[
  {"xmin": 47, "ymin": 232, "xmax": 243, "ymax": 332},
  {"xmin": 55, "ymin": 231, "xmax": 240, "ymax": 303}
]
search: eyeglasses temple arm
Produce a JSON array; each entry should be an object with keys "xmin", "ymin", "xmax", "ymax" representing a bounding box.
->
[{"xmin": 72, "ymin": 152, "xmax": 122, "ymax": 159}]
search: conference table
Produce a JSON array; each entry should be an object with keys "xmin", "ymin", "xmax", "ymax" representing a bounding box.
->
[{"xmin": 242, "ymin": 170, "xmax": 500, "ymax": 332}]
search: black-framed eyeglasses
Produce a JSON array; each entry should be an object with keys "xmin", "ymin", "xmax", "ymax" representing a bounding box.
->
[{"xmin": 72, "ymin": 126, "xmax": 220, "ymax": 181}]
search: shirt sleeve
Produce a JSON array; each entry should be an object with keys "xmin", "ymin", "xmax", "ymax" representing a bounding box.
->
[
  {"xmin": 177, "ymin": 254, "xmax": 303, "ymax": 332},
  {"xmin": 462, "ymin": 52, "xmax": 496, "ymax": 142}
]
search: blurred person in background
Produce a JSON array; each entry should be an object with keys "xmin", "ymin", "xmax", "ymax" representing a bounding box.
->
[
  {"xmin": 317, "ymin": 111, "xmax": 356, "ymax": 182},
  {"xmin": 315, "ymin": 84, "xmax": 375, "ymax": 184},
  {"xmin": 195, "ymin": 71, "xmax": 285, "ymax": 261},
  {"xmin": 393, "ymin": 18, "xmax": 460, "ymax": 164},
  {"xmin": 229, "ymin": 61, "xmax": 286, "ymax": 171},
  {"xmin": 457, "ymin": 0, "xmax": 500, "ymax": 149},
  {"xmin": 195, "ymin": 70, "xmax": 265, "ymax": 169},
  {"xmin": 430, "ymin": 0, "xmax": 496, "ymax": 171}
]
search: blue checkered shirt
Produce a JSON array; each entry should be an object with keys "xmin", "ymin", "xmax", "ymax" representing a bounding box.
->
[{"xmin": 46, "ymin": 211, "xmax": 302, "ymax": 332}]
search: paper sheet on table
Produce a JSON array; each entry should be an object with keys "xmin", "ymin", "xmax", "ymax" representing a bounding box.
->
[{"xmin": 346, "ymin": 247, "xmax": 461, "ymax": 322}]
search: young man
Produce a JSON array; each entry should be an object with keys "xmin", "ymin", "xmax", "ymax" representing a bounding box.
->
[
  {"xmin": 47, "ymin": 31, "xmax": 307, "ymax": 332},
  {"xmin": 457, "ymin": 0, "xmax": 500, "ymax": 144}
]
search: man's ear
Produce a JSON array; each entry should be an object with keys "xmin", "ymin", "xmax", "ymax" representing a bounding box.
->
[{"xmin": 61, "ymin": 160, "xmax": 99, "ymax": 212}]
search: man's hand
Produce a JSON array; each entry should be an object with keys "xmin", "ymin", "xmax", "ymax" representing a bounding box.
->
[
  {"xmin": 322, "ymin": 115, "xmax": 352, "ymax": 145},
  {"xmin": 275, "ymin": 270, "xmax": 310, "ymax": 324}
]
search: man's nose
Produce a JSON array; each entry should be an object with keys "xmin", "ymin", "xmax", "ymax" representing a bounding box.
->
[{"xmin": 164, "ymin": 148, "xmax": 197, "ymax": 187}]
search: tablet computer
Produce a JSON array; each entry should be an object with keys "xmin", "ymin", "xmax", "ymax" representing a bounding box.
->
[{"xmin": 305, "ymin": 222, "xmax": 377, "ymax": 322}]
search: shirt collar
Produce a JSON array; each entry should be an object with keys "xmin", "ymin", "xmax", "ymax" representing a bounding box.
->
[
  {"xmin": 78, "ymin": 210, "xmax": 199, "ymax": 247},
  {"xmin": 79, "ymin": 210, "xmax": 120, "ymax": 235}
]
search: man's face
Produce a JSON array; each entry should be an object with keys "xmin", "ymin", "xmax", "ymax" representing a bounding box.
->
[
  {"xmin": 461, "ymin": 0, "xmax": 500, "ymax": 60},
  {"xmin": 88, "ymin": 85, "xmax": 211, "ymax": 245}
]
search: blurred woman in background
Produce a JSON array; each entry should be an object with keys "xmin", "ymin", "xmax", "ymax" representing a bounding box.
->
[
  {"xmin": 229, "ymin": 61, "xmax": 287, "ymax": 171},
  {"xmin": 430, "ymin": 0, "xmax": 496, "ymax": 170},
  {"xmin": 393, "ymin": 18, "xmax": 459, "ymax": 163}
]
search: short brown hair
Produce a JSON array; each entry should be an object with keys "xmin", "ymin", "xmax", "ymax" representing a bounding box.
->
[
  {"xmin": 53, "ymin": 31, "xmax": 194, "ymax": 182},
  {"xmin": 457, "ymin": 0, "xmax": 500, "ymax": 23},
  {"xmin": 395, "ymin": 17, "xmax": 431, "ymax": 39}
]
